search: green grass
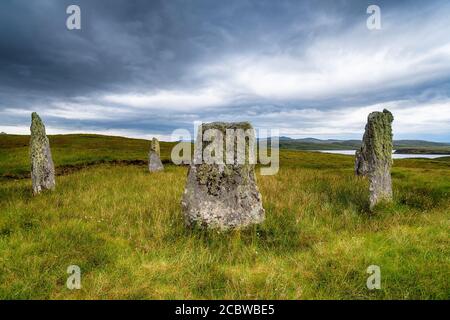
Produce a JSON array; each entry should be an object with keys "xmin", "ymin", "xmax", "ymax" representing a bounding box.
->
[
  {"xmin": 0, "ymin": 134, "xmax": 449, "ymax": 299},
  {"xmin": 0, "ymin": 134, "xmax": 176, "ymax": 178}
]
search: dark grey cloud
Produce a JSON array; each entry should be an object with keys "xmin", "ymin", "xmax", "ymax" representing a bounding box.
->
[{"xmin": 0, "ymin": 0, "xmax": 449, "ymax": 140}]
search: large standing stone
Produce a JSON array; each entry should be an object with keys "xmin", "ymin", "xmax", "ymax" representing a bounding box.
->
[
  {"xmin": 355, "ymin": 109, "xmax": 394, "ymax": 209},
  {"xmin": 30, "ymin": 112, "xmax": 55, "ymax": 195},
  {"xmin": 181, "ymin": 122, "xmax": 265, "ymax": 230},
  {"xmin": 148, "ymin": 137, "xmax": 164, "ymax": 172}
]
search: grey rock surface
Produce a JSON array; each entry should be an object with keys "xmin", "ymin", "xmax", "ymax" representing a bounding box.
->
[
  {"xmin": 355, "ymin": 149, "xmax": 369, "ymax": 176},
  {"xmin": 30, "ymin": 112, "xmax": 55, "ymax": 195},
  {"xmin": 149, "ymin": 137, "xmax": 164, "ymax": 172},
  {"xmin": 181, "ymin": 122, "xmax": 265, "ymax": 230},
  {"xmin": 355, "ymin": 109, "xmax": 394, "ymax": 209}
]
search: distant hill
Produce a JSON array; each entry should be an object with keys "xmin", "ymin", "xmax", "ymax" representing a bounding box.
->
[
  {"xmin": 393, "ymin": 140, "xmax": 450, "ymax": 147},
  {"xmin": 262, "ymin": 137, "xmax": 450, "ymax": 152}
]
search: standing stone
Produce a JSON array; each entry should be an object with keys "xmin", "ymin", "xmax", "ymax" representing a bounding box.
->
[
  {"xmin": 148, "ymin": 137, "xmax": 164, "ymax": 172},
  {"xmin": 30, "ymin": 112, "xmax": 55, "ymax": 195},
  {"xmin": 355, "ymin": 109, "xmax": 394, "ymax": 209},
  {"xmin": 181, "ymin": 122, "xmax": 265, "ymax": 230}
]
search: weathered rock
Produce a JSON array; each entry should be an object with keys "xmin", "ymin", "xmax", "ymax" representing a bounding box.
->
[
  {"xmin": 181, "ymin": 122, "xmax": 265, "ymax": 230},
  {"xmin": 355, "ymin": 149, "xmax": 369, "ymax": 176},
  {"xmin": 355, "ymin": 109, "xmax": 394, "ymax": 209},
  {"xmin": 30, "ymin": 112, "xmax": 55, "ymax": 195},
  {"xmin": 148, "ymin": 137, "xmax": 164, "ymax": 172}
]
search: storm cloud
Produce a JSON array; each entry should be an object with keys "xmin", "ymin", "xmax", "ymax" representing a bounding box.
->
[{"xmin": 1, "ymin": 0, "xmax": 449, "ymax": 141}]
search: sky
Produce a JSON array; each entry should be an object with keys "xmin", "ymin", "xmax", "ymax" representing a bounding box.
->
[{"xmin": 0, "ymin": 0, "xmax": 449, "ymax": 142}]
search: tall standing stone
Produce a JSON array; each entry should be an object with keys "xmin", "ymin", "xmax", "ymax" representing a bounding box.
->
[
  {"xmin": 30, "ymin": 112, "xmax": 55, "ymax": 195},
  {"xmin": 181, "ymin": 122, "xmax": 265, "ymax": 230},
  {"xmin": 355, "ymin": 109, "xmax": 394, "ymax": 209},
  {"xmin": 148, "ymin": 137, "xmax": 164, "ymax": 172}
]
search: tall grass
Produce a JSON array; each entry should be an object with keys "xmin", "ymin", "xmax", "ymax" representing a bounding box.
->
[{"xmin": 0, "ymin": 135, "xmax": 449, "ymax": 299}]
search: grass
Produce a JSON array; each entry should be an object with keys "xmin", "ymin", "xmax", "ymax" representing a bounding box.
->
[
  {"xmin": 0, "ymin": 134, "xmax": 449, "ymax": 299},
  {"xmin": 0, "ymin": 134, "xmax": 176, "ymax": 178}
]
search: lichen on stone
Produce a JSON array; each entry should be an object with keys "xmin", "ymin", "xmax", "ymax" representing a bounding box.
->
[
  {"xmin": 355, "ymin": 109, "xmax": 394, "ymax": 209},
  {"xmin": 30, "ymin": 112, "xmax": 55, "ymax": 195},
  {"xmin": 182, "ymin": 122, "xmax": 264, "ymax": 230},
  {"xmin": 150, "ymin": 137, "xmax": 160, "ymax": 156},
  {"xmin": 148, "ymin": 137, "xmax": 164, "ymax": 172}
]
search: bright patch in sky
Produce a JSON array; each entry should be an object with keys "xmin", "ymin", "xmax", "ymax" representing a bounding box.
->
[{"xmin": 0, "ymin": 0, "xmax": 449, "ymax": 141}]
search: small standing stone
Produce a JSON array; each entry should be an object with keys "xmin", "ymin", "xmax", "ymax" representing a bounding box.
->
[
  {"xmin": 181, "ymin": 122, "xmax": 265, "ymax": 230},
  {"xmin": 148, "ymin": 137, "xmax": 164, "ymax": 172},
  {"xmin": 30, "ymin": 112, "xmax": 55, "ymax": 195},
  {"xmin": 355, "ymin": 109, "xmax": 394, "ymax": 209}
]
